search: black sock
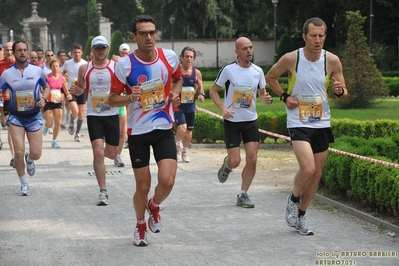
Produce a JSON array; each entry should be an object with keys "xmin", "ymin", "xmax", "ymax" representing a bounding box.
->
[
  {"xmin": 291, "ymin": 193, "xmax": 300, "ymax": 203},
  {"xmin": 298, "ymin": 209, "xmax": 306, "ymax": 217},
  {"xmin": 100, "ymin": 189, "xmax": 107, "ymax": 192}
]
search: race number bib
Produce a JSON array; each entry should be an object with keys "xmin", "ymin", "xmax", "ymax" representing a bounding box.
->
[
  {"xmin": 16, "ymin": 90, "xmax": 34, "ymax": 112},
  {"xmin": 232, "ymin": 84, "xmax": 253, "ymax": 108},
  {"xmin": 91, "ymin": 90, "xmax": 110, "ymax": 113},
  {"xmin": 181, "ymin": 86, "xmax": 195, "ymax": 104},
  {"xmin": 50, "ymin": 90, "xmax": 62, "ymax": 103},
  {"xmin": 298, "ymin": 94, "xmax": 322, "ymax": 123},
  {"xmin": 140, "ymin": 78, "xmax": 165, "ymax": 112}
]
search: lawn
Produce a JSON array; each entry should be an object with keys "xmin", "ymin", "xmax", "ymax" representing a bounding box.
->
[{"xmin": 200, "ymin": 81, "xmax": 399, "ymax": 121}]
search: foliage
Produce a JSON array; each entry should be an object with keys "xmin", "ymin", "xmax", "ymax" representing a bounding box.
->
[
  {"xmin": 0, "ymin": 0, "xmax": 398, "ymax": 69},
  {"xmin": 339, "ymin": 11, "xmax": 388, "ymax": 109},
  {"xmin": 87, "ymin": 0, "xmax": 100, "ymax": 37},
  {"xmin": 108, "ymin": 30, "xmax": 124, "ymax": 59},
  {"xmin": 83, "ymin": 36, "xmax": 94, "ymax": 60},
  {"xmin": 276, "ymin": 33, "xmax": 295, "ymax": 63}
]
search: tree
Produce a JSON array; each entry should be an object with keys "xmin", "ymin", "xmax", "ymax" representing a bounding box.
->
[
  {"xmin": 108, "ymin": 30, "xmax": 124, "ymax": 59},
  {"xmin": 87, "ymin": 0, "xmax": 100, "ymax": 37},
  {"xmin": 338, "ymin": 11, "xmax": 388, "ymax": 109},
  {"xmin": 276, "ymin": 33, "xmax": 295, "ymax": 63},
  {"xmin": 83, "ymin": 36, "xmax": 94, "ymax": 60}
]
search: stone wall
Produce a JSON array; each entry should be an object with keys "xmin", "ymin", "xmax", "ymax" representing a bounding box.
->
[{"xmin": 123, "ymin": 39, "xmax": 276, "ymax": 67}]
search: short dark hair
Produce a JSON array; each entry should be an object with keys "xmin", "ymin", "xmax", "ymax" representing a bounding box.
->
[
  {"xmin": 57, "ymin": 50, "xmax": 67, "ymax": 56},
  {"xmin": 181, "ymin": 46, "xmax": 196, "ymax": 58},
  {"xmin": 303, "ymin": 17, "xmax": 327, "ymax": 35},
  {"xmin": 12, "ymin": 40, "xmax": 29, "ymax": 53},
  {"xmin": 131, "ymin": 15, "xmax": 156, "ymax": 33},
  {"xmin": 72, "ymin": 44, "xmax": 83, "ymax": 51}
]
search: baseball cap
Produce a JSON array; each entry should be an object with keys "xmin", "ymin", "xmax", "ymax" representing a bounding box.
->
[
  {"xmin": 0, "ymin": 44, "xmax": 3, "ymax": 49},
  {"xmin": 91, "ymin": 36, "xmax": 109, "ymax": 48},
  {"xmin": 119, "ymin": 43, "xmax": 130, "ymax": 52}
]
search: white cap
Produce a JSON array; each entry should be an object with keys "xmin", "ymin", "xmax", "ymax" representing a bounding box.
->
[
  {"xmin": 119, "ymin": 43, "xmax": 130, "ymax": 52},
  {"xmin": 91, "ymin": 36, "xmax": 109, "ymax": 48}
]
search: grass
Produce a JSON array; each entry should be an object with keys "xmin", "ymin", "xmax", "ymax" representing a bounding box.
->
[{"xmin": 201, "ymin": 81, "xmax": 399, "ymax": 121}]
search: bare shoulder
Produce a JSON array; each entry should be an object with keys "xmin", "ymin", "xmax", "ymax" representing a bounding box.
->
[
  {"xmin": 326, "ymin": 51, "xmax": 342, "ymax": 72},
  {"xmin": 267, "ymin": 50, "xmax": 297, "ymax": 77}
]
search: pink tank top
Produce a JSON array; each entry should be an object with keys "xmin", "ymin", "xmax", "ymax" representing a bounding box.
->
[{"xmin": 46, "ymin": 73, "xmax": 63, "ymax": 103}]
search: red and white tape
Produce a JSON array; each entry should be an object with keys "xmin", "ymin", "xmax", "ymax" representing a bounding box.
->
[{"xmin": 196, "ymin": 106, "xmax": 399, "ymax": 169}]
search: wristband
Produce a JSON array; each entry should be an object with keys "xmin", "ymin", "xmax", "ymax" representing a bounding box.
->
[
  {"xmin": 280, "ymin": 92, "xmax": 290, "ymax": 103},
  {"xmin": 199, "ymin": 92, "xmax": 205, "ymax": 97},
  {"xmin": 334, "ymin": 87, "xmax": 345, "ymax": 98},
  {"xmin": 128, "ymin": 94, "xmax": 135, "ymax": 103}
]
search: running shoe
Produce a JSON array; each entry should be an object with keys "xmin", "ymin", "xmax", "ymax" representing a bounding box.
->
[
  {"xmin": 182, "ymin": 150, "xmax": 190, "ymax": 163},
  {"xmin": 43, "ymin": 127, "xmax": 49, "ymax": 136},
  {"xmin": 25, "ymin": 152, "xmax": 36, "ymax": 176},
  {"xmin": 60, "ymin": 121, "xmax": 66, "ymax": 129},
  {"xmin": 19, "ymin": 184, "xmax": 30, "ymax": 196},
  {"xmin": 74, "ymin": 133, "xmax": 80, "ymax": 142},
  {"xmin": 114, "ymin": 156, "xmax": 125, "ymax": 167},
  {"xmin": 176, "ymin": 143, "xmax": 182, "ymax": 161},
  {"xmin": 147, "ymin": 199, "xmax": 162, "ymax": 233},
  {"xmin": 68, "ymin": 121, "xmax": 75, "ymax": 135},
  {"xmin": 133, "ymin": 226, "xmax": 148, "ymax": 247},
  {"xmin": 52, "ymin": 140, "xmax": 60, "ymax": 148},
  {"xmin": 97, "ymin": 190, "xmax": 108, "ymax": 206},
  {"xmin": 217, "ymin": 156, "xmax": 232, "ymax": 183},
  {"xmin": 124, "ymin": 140, "xmax": 129, "ymax": 149},
  {"xmin": 285, "ymin": 192, "xmax": 299, "ymax": 227},
  {"xmin": 48, "ymin": 128, "xmax": 53, "ymax": 134},
  {"xmin": 236, "ymin": 192, "xmax": 255, "ymax": 208},
  {"xmin": 296, "ymin": 216, "xmax": 314, "ymax": 235}
]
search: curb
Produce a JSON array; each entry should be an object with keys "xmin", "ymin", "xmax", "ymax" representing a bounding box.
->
[{"xmin": 314, "ymin": 193, "xmax": 399, "ymax": 235}]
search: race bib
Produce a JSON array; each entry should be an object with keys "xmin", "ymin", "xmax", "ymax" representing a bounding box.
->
[
  {"xmin": 91, "ymin": 90, "xmax": 110, "ymax": 112},
  {"xmin": 298, "ymin": 94, "xmax": 322, "ymax": 123},
  {"xmin": 232, "ymin": 84, "xmax": 253, "ymax": 108},
  {"xmin": 16, "ymin": 90, "xmax": 35, "ymax": 112},
  {"xmin": 181, "ymin": 86, "xmax": 195, "ymax": 104},
  {"xmin": 50, "ymin": 90, "xmax": 62, "ymax": 103},
  {"xmin": 140, "ymin": 78, "xmax": 165, "ymax": 112}
]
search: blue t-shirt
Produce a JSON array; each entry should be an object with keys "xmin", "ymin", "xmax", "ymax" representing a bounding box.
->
[{"xmin": 0, "ymin": 62, "xmax": 47, "ymax": 115}]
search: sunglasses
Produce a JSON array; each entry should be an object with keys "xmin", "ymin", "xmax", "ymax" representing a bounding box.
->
[
  {"xmin": 46, "ymin": 54, "xmax": 54, "ymax": 57},
  {"xmin": 135, "ymin": 30, "xmax": 157, "ymax": 36}
]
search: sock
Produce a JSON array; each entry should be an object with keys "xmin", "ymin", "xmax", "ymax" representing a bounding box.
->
[
  {"xmin": 76, "ymin": 119, "xmax": 83, "ymax": 134},
  {"xmin": 240, "ymin": 190, "xmax": 247, "ymax": 195},
  {"xmin": 149, "ymin": 198, "xmax": 160, "ymax": 211},
  {"xmin": 176, "ymin": 141, "xmax": 182, "ymax": 146},
  {"xmin": 19, "ymin": 175, "xmax": 28, "ymax": 185},
  {"xmin": 182, "ymin": 147, "xmax": 187, "ymax": 152},
  {"xmin": 298, "ymin": 209, "xmax": 306, "ymax": 218},
  {"xmin": 291, "ymin": 193, "xmax": 300, "ymax": 203},
  {"xmin": 136, "ymin": 218, "xmax": 146, "ymax": 227},
  {"xmin": 70, "ymin": 114, "xmax": 75, "ymax": 123}
]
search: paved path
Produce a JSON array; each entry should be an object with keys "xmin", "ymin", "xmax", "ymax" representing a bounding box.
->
[{"xmin": 0, "ymin": 125, "xmax": 398, "ymax": 266}]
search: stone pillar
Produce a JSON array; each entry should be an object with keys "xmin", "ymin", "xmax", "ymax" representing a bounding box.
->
[
  {"xmin": 20, "ymin": 2, "xmax": 50, "ymax": 51},
  {"xmin": 97, "ymin": 3, "xmax": 113, "ymax": 42}
]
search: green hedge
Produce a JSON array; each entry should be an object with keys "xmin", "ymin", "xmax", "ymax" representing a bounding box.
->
[
  {"xmin": 193, "ymin": 109, "xmax": 399, "ymax": 213},
  {"xmin": 322, "ymin": 135, "xmax": 399, "ymax": 213}
]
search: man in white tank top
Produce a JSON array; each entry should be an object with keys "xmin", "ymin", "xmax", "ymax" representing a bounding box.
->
[
  {"xmin": 69, "ymin": 36, "xmax": 119, "ymax": 206},
  {"xmin": 266, "ymin": 17, "xmax": 348, "ymax": 236}
]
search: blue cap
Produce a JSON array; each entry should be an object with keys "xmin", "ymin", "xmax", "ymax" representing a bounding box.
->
[{"xmin": 0, "ymin": 44, "xmax": 3, "ymax": 49}]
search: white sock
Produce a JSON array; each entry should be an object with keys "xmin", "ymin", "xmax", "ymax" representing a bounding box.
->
[
  {"xmin": 19, "ymin": 175, "xmax": 28, "ymax": 185},
  {"xmin": 176, "ymin": 141, "xmax": 182, "ymax": 146},
  {"xmin": 182, "ymin": 147, "xmax": 187, "ymax": 152},
  {"xmin": 240, "ymin": 190, "xmax": 247, "ymax": 195}
]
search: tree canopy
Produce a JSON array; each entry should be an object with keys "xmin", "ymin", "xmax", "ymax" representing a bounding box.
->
[{"xmin": 0, "ymin": 0, "xmax": 397, "ymax": 69}]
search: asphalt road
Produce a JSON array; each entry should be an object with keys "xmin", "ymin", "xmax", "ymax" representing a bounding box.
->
[{"xmin": 0, "ymin": 125, "xmax": 398, "ymax": 266}]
